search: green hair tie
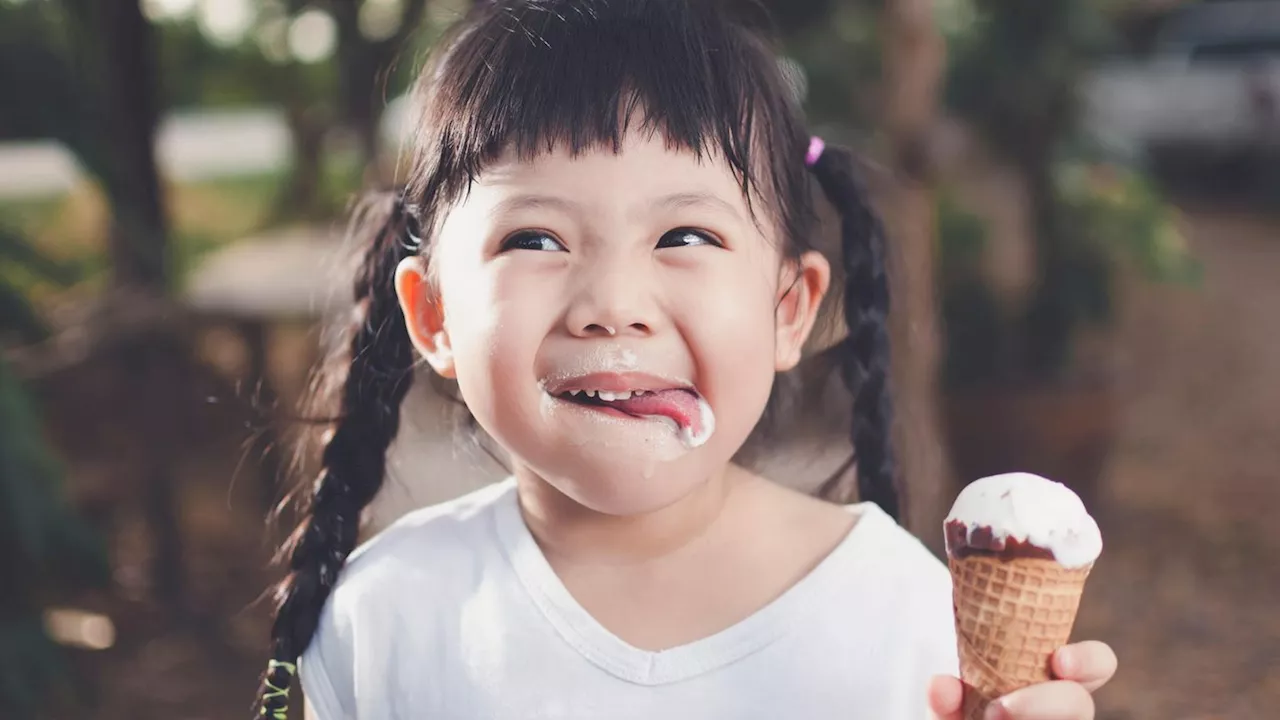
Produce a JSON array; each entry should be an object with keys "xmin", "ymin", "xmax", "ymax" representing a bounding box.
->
[{"xmin": 260, "ymin": 660, "xmax": 298, "ymax": 719}]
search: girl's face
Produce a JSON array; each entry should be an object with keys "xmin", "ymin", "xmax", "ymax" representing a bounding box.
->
[{"xmin": 397, "ymin": 131, "xmax": 829, "ymax": 516}]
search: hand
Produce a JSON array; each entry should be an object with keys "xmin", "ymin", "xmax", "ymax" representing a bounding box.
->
[{"xmin": 928, "ymin": 641, "xmax": 1118, "ymax": 720}]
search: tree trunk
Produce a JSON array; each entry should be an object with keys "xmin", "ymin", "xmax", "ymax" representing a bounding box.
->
[
  {"xmin": 129, "ymin": 334, "xmax": 188, "ymax": 608},
  {"xmin": 879, "ymin": 0, "xmax": 952, "ymax": 554},
  {"xmin": 75, "ymin": 0, "xmax": 169, "ymax": 290},
  {"xmin": 279, "ymin": 103, "xmax": 329, "ymax": 219},
  {"xmin": 63, "ymin": 0, "xmax": 186, "ymax": 606},
  {"xmin": 332, "ymin": 0, "xmax": 376, "ymax": 163}
]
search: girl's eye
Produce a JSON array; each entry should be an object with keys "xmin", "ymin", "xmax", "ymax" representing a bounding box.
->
[
  {"xmin": 656, "ymin": 228, "xmax": 720, "ymax": 249},
  {"xmin": 501, "ymin": 230, "xmax": 567, "ymax": 252}
]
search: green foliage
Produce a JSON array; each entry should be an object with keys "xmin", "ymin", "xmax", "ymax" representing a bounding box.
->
[
  {"xmin": 0, "ymin": 365, "xmax": 109, "ymax": 594},
  {"xmin": 0, "ymin": 2, "xmax": 95, "ymax": 168},
  {"xmin": 937, "ymin": 0, "xmax": 1199, "ymax": 383},
  {"xmin": 0, "ymin": 225, "xmax": 83, "ymax": 344},
  {"xmin": 0, "ymin": 229, "xmax": 109, "ymax": 719},
  {"xmin": 0, "ymin": 357, "xmax": 111, "ymax": 720},
  {"xmin": 945, "ymin": 0, "xmax": 1115, "ymax": 163},
  {"xmin": 1056, "ymin": 159, "xmax": 1202, "ymax": 287},
  {"xmin": 937, "ymin": 158, "xmax": 1201, "ymax": 387},
  {"xmin": 153, "ymin": 17, "xmax": 338, "ymax": 110}
]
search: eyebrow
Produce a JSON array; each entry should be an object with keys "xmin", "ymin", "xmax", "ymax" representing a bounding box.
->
[
  {"xmin": 491, "ymin": 194, "xmax": 580, "ymax": 216},
  {"xmin": 651, "ymin": 191, "xmax": 744, "ymax": 221},
  {"xmin": 491, "ymin": 191, "xmax": 744, "ymax": 223}
]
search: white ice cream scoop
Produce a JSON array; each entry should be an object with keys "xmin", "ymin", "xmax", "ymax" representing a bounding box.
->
[{"xmin": 944, "ymin": 472, "xmax": 1103, "ymax": 569}]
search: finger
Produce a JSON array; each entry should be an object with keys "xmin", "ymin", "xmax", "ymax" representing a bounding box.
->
[
  {"xmin": 993, "ymin": 680, "xmax": 1094, "ymax": 720},
  {"xmin": 1052, "ymin": 641, "xmax": 1118, "ymax": 692},
  {"xmin": 927, "ymin": 675, "xmax": 964, "ymax": 720}
]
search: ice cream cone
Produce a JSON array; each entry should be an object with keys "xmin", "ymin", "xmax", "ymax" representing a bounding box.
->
[
  {"xmin": 949, "ymin": 555, "xmax": 1093, "ymax": 720},
  {"xmin": 944, "ymin": 473, "xmax": 1103, "ymax": 718}
]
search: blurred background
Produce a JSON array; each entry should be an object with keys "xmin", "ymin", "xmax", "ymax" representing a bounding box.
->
[{"xmin": 0, "ymin": 0, "xmax": 1277, "ymax": 717}]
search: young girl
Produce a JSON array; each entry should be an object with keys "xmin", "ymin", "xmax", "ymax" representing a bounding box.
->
[{"xmin": 257, "ymin": 1, "xmax": 1117, "ymax": 718}]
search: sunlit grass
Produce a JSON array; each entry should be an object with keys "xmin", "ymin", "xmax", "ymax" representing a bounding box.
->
[
  {"xmin": 1, "ymin": 175, "xmax": 275, "ymax": 275},
  {"xmin": 0, "ymin": 154, "xmax": 363, "ymax": 309}
]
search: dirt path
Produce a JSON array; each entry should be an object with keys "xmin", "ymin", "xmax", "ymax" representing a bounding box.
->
[{"xmin": 1076, "ymin": 207, "xmax": 1280, "ymax": 719}]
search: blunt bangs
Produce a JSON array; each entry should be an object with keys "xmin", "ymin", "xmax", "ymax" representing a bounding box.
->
[{"xmin": 404, "ymin": 0, "xmax": 812, "ymax": 245}]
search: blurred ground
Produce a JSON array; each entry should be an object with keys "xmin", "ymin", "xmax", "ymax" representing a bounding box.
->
[
  {"xmin": 1073, "ymin": 207, "xmax": 1280, "ymax": 720},
  {"xmin": 50, "ymin": 204, "xmax": 1280, "ymax": 719}
]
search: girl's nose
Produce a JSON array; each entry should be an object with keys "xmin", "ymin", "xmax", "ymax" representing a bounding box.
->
[{"xmin": 565, "ymin": 263, "xmax": 658, "ymax": 339}]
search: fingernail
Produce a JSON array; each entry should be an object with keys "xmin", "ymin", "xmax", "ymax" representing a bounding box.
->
[
  {"xmin": 1057, "ymin": 647, "xmax": 1077, "ymax": 675},
  {"xmin": 984, "ymin": 701, "xmax": 1009, "ymax": 720}
]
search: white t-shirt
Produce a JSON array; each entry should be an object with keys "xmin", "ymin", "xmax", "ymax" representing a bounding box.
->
[{"xmin": 300, "ymin": 479, "xmax": 959, "ymax": 719}]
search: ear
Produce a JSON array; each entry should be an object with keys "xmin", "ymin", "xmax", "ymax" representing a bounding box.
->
[
  {"xmin": 775, "ymin": 250, "xmax": 831, "ymax": 372},
  {"xmin": 395, "ymin": 256, "xmax": 456, "ymax": 379}
]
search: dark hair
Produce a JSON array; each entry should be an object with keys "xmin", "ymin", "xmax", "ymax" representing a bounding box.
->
[{"xmin": 255, "ymin": 1, "xmax": 897, "ymax": 717}]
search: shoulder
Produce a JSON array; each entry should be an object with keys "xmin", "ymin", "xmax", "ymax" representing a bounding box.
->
[
  {"xmin": 849, "ymin": 502, "xmax": 951, "ymax": 591},
  {"xmin": 751, "ymin": 478, "xmax": 954, "ymax": 636},
  {"xmin": 784, "ymin": 502, "xmax": 958, "ymax": 713},
  {"xmin": 336, "ymin": 477, "xmax": 515, "ymax": 590},
  {"xmin": 309, "ymin": 477, "xmax": 517, "ymax": 650},
  {"xmin": 299, "ymin": 479, "xmax": 516, "ymax": 717},
  {"xmin": 840, "ymin": 501, "xmax": 953, "ymax": 617},
  {"xmin": 751, "ymin": 477, "xmax": 951, "ymax": 597},
  {"xmin": 839, "ymin": 501, "xmax": 959, "ymax": 674}
]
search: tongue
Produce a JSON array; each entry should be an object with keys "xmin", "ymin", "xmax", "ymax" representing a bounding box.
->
[{"xmin": 612, "ymin": 389, "xmax": 703, "ymax": 437}]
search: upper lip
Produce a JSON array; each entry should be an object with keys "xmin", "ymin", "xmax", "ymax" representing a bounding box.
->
[{"xmin": 542, "ymin": 372, "xmax": 694, "ymax": 396}]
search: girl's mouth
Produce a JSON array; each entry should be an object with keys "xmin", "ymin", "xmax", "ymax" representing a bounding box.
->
[{"xmin": 549, "ymin": 385, "xmax": 715, "ymax": 448}]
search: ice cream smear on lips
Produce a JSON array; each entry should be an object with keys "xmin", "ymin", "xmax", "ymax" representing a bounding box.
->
[
  {"xmin": 558, "ymin": 386, "xmax": 715, "ymax": 448},
  {"xmin": 541, "ymin": 351, "xmax": 716, "ymax": 449},
  {"xmin": 945, "ymin": 472, "xmax": 1102, "ymax": 569}
]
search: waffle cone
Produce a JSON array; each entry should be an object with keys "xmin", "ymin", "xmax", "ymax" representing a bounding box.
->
[{"xmin": 949, "ymin": 556, "xmax": 1092, "ymax": 720}]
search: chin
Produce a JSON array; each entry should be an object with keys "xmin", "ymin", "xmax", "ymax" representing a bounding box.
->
[{"xmin": 526, "ymin": 452, "xmax": 719, "ymax": 517}]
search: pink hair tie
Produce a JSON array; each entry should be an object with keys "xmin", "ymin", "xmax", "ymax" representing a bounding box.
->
[{"xmin": 805, "ymin": 136, "xmax": 825, "ymax": 167}]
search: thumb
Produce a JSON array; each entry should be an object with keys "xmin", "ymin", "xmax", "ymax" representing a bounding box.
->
[{"xmin": 928, "ymin": 675, "xmax": 964, "ymax": 720}]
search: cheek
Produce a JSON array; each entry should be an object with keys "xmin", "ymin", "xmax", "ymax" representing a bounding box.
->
[
  {"xmin": 437, "ymin": 259, "xmax": 550, "ymax": 405},
  {"xmin": 678, "ymin": 253, "xmax": 780, "ymax": 351},
  {"xmin": 671, "ymin": 256, "xmax": 780, "ymax": 417}
]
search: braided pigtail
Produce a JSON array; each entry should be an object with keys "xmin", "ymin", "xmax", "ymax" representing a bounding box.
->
[
  {"xmin": 253, "ymin": 193, "xmax": 419, "ymax": 718},
  {"xmin": 806, "ymin": 139, "xmax": 901, "ymax": 522}
]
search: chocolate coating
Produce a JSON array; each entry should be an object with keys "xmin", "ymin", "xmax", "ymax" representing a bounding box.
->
[{"xmin": 945, "ymin": 519, "xmax": 1058, "ymax": 562}]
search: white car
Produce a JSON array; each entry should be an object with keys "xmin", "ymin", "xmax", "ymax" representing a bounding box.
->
[{"xmin": 1084, "ymin": 0, "xmax": 1280, "ymax": 166}]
